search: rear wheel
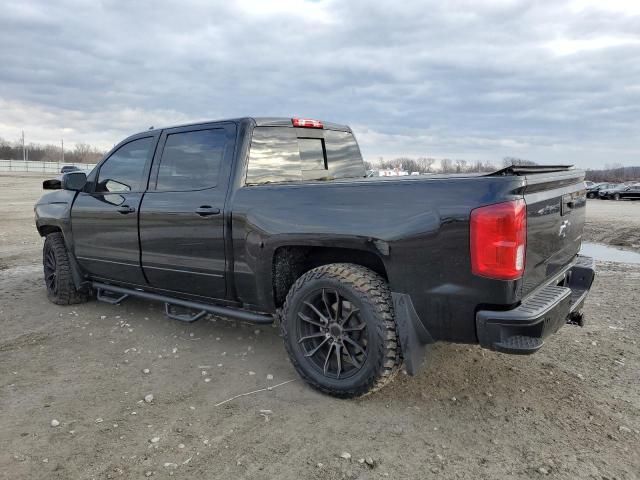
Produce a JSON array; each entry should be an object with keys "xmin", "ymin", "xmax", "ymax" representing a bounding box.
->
[
  {"xmin": 281, "ymin": 263, "xmax": 401, "ymax": 398},
  {"xmin": 43, "ymin": 232, "xmax": 88, "ymax": 305},
  {"xmin": 587, "ymin": 192, "xmax": 596, "ymax": 199},
  {"xmin": 613, "ymin": 193, "xmax": 621, "ymax": 201}
]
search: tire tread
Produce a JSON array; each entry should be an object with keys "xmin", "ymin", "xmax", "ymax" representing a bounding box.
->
[
  {"xmin": 280, "ymin": 263, "xmax": 401, "ymax": 398},
  {"xmin": 44, "ymin": 232, "xmax": 88, "ymax": 305}
]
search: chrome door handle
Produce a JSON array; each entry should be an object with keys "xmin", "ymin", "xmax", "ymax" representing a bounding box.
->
[{"xmin": 116, "ymin": 205, "xmax": 135, "ymax": 214}]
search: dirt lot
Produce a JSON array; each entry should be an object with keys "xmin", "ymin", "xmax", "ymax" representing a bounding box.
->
[
  {"xmin": 1, "ymin": 174, "xmax": 638, "ymax": 480},
  {"xmin": 582, "ymin": 198, "xmax": 640, "ymax": 251}
]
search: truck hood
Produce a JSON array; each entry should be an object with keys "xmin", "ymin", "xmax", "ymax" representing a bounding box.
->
[{"xmin": 35, "ymin": 189, "xmax": 76, "ymax": 207}]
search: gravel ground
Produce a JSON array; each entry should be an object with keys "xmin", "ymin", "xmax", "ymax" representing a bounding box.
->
[
  {"xmin": 583, "ymin": 197, "xmax": 640, "ymax": 251},
  {"xmin": 1, "ymin": 174, "xmax": 639, "ymax": 480}
]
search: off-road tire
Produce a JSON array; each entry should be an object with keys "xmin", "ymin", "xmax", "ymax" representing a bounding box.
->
[
  {"xmin": 281, "ymin": 263, "xmax": 402, "ymax": 398},
  {"xmin": 43, "ymin": 232, "xmax": 88, "ymax": 305}
]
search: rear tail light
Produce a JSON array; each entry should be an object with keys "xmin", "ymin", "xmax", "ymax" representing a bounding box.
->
[
  {"xmin": 470, "ymin": 199, "xmax": 527, "ymax": 280},
  {"xmin": 292, "ymin": 118, "xmax": 323, "ymax": 129}
]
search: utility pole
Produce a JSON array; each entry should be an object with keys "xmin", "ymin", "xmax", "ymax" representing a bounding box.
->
[
  {"xmin": 61, "ymin": 139, "xmax": 64, "ymax": 163},
  {"xmin": 22, "ymin": 130, "xmax": 25, "ymax": 161}
]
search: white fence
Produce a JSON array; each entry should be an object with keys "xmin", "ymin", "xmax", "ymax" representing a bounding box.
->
[{"xmin": 0, "ymin": 159, "xmax": 97, "ymax": 174}]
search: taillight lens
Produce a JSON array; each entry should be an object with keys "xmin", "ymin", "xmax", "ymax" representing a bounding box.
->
[
  {"xmin": 470, "ymin": 199, "xmax": 527, "ymax": 280},
  {"xmin": 292, "ymin": 118, "xmax": 323, "ymax": 128}
]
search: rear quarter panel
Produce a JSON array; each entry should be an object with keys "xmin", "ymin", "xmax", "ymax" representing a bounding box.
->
[{"xmin": 229, "ymin": 175, "xmax": 525, "ymax": 342}]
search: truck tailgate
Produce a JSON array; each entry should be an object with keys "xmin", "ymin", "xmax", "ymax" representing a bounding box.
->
[{"xmin": 521, "ymin": 170, "xmax": 587, "ymax": 295}]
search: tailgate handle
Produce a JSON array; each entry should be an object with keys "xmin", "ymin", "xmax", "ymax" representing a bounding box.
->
[{"xmin": 561, "ymin": 195, "xmax": 574, "ymax": 216}]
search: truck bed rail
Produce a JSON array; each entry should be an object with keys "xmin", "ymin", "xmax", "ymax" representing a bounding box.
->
[{"xmin": 488, "ymin": 165, "xmax": 574, "ymax": 176}]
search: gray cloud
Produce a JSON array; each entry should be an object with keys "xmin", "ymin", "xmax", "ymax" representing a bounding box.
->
[{"xmin": 0, "ymin": 0, "xmax": 638, "ymax": 167}]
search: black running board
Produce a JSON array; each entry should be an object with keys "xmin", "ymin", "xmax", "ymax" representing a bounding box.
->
[
  {"xmin": 164, "ymin": 303, "xmax": 207, "ymax": 323},
  {"xmin": 92, "ymin": 282, "xmax": 274, "ymax": 325},
  {"xmin": 97, "ymin": 288, "xmax": 129, "ymax": 305}
]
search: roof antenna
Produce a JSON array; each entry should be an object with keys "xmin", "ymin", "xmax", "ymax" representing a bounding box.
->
[{"xmin": 148, "ymin": 126, "xmax": 154, "ymax": 130}]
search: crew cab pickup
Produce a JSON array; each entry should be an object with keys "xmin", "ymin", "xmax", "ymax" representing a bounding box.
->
[{"xmin": 35, "ymin": 117, "xmax": 595, "ymax": 397}]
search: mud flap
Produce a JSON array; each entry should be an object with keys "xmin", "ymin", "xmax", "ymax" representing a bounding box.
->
[
  {"xmin": 392, "ymin": 292, "xmax": 434, "ymax": 375},
  {"xmin": 60, "ymin": 230, "xmax": 91, "ymax": 292},
  {"xmin": 68, "ymin": 251, "xmax": 90, "ymax": 291}
]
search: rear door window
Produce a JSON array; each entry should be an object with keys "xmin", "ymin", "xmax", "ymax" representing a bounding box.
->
[{"xmin": 155, "ymin": 128, "xmax": 227, "ymax": 191}]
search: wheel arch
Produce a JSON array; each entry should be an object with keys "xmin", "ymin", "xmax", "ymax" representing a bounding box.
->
[
  {"xmin": 37, "ymin": 221, "xmax": 88, "ymax": 292},
  {"xmin": 272, "ymin": 245, "xmax": 388, "ymax": 309},
  {"xmin": 37, "ymin": 224, "xmax": 63, "ymax": 237}
]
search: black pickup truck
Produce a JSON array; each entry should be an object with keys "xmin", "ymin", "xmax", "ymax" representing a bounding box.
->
[{"xmin": 35, "ymin": 117, "xmax": 595, "ymax": 397}]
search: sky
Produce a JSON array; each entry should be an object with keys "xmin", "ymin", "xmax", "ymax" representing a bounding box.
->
[{"xmin": 0, "ymin": 0, "xmax": 639, "ymax": 168}]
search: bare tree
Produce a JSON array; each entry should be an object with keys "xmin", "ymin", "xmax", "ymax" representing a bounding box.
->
[
  {"xmin": 0, "ymin": 137, "xmax": 107, "ymax": 163},
  {"xmin": 454, "ymin": 159, "xmax": 468, "ymax": 173},
  {"xmin": 440, "ymin": 158, "xmax": 454, "ymax": 173},
  {"xmin": 503, "ymin": 156, "xmax": 537, "ymax": 167},
  {"xmin": 417, "ymin": 157, "xmax": 436, "ymax": 173},
  {"xmin": 362, "ymin": 156, "xmax": 506, "ymax": 176}
]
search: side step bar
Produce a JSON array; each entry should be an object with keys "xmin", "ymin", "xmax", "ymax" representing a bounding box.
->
[
  {"xmin": 96, "ymin": 288, "xmax": 130, "ymax": 305},
  {"xmin": 92, "ymin": 282, "xmax": 274, "ymax": 325},
  {"xmin": 164, "ymin": 303, "xmax": 207, "ymax": 323}
]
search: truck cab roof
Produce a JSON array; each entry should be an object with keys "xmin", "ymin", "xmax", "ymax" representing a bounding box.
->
[{"xmin": 138, "ymin": 117, "xmax": 352, "ymax": 137}]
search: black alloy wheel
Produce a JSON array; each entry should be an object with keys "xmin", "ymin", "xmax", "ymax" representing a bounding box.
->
[
  {"xmin": 280, "ymin": 263, "xmax": 401, "ymax": 398},
  {"xmin": 295, "ymin": 287, "xmax": 368, "ymax": 379},
  {"xmin": 44, "ymin": 241, "xmax": 58, "ymax": 296}
]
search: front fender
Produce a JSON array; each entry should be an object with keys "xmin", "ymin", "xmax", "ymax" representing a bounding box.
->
[
  {"xmin": 34, "ymin": 190, "xmax": 87, "ymax": 290},
  {"xmin": 34, "ymin": 189, "xmax": 76, "ymax": 239}
]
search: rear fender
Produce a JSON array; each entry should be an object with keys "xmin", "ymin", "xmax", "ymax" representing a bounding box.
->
[{"xmin": 250, "ymin": 235, "xmax": 389, "ymax": 311}]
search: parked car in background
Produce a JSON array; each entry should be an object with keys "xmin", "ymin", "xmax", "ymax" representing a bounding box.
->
[
  {"xmin": 587, "ymin": 182, "xmax": 619, "ymax": 199},
  {"xmin": 60, "ymin": 165, "xmax": 81, "ymax": 174},
  {"xmin": 600, "ymin": 184, "xmax": 640, "ymax": 200}
]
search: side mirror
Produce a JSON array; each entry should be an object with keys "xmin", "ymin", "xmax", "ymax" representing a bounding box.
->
[
  {"xmin": 62, "ymin": 171, "xmax": 87, "ymax": 191},
  {"xmin": 43, "ymin": 178, "xmax": 62, "ymax": 190}
]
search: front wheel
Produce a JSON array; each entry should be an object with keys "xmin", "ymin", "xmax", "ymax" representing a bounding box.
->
[
  {"xmin": 280, "ymin": 263, "xmax": 401, "ymax": 398},
  {"xmin": 613, "ymin": 193, "xmax": 621, "ymax": 201},
  {"xmin": 43, "ymin": 232, "xmax": 88, "ymax": 305}
]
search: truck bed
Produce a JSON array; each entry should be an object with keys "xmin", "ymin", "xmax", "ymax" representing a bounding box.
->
[{"xmin": 230, "ymin": 167, "xmax": 586, "ymax": 343}]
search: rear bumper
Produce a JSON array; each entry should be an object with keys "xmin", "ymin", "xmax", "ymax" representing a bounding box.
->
[{"xmin": 476, "ymin": 255, "xmax": 596, "ymax": 354}]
